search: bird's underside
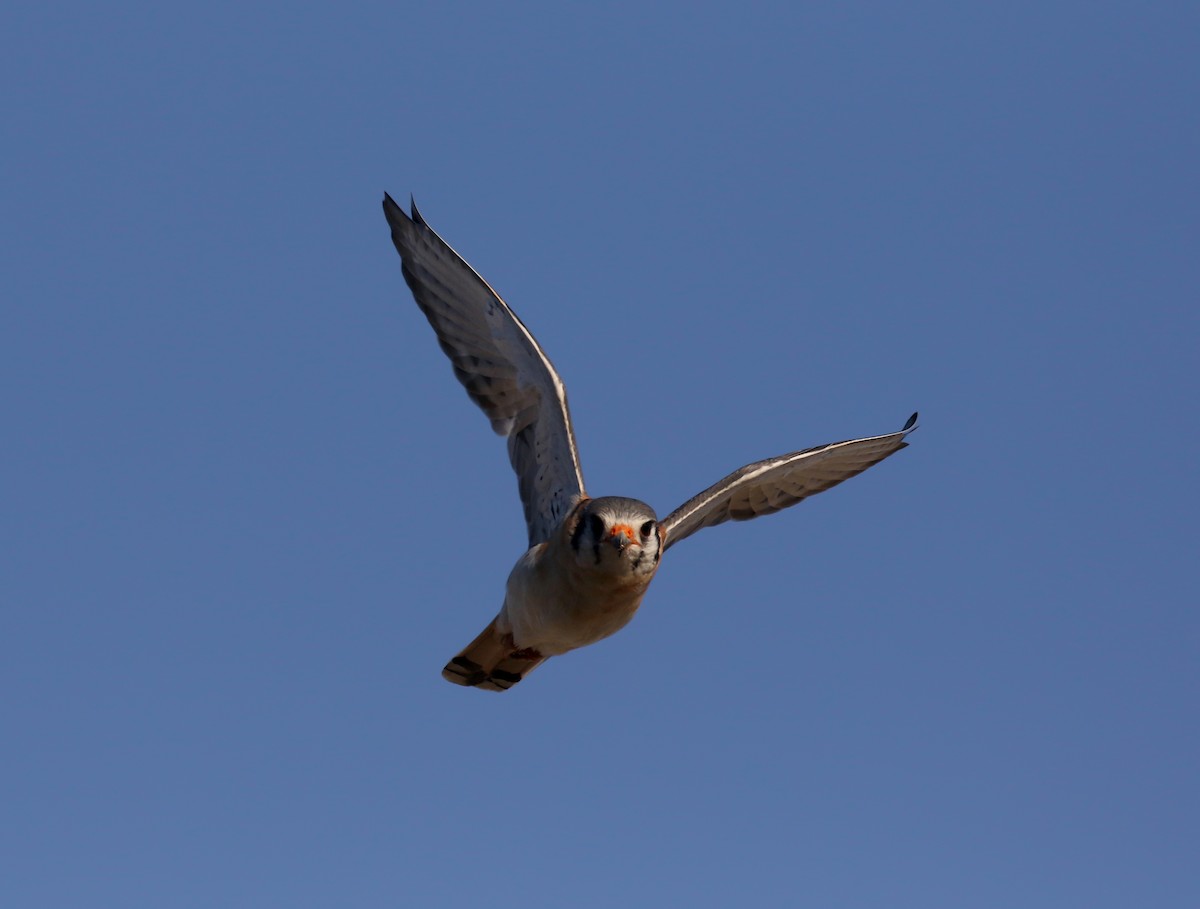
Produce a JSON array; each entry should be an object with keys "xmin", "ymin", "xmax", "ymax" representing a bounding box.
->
[{"xmin": 382, "ymin": 193, "xmax": 918, "ymax": 692}]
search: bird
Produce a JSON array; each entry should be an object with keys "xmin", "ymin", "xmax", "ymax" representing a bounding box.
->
[{"xmin": 382, "ymin": 193, "xmax": 917, "ymax": 692}]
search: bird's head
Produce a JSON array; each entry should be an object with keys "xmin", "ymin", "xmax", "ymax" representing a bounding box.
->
[{"xmin": 566, "ymin": 496, "xmax": 662, "ymax": 578}]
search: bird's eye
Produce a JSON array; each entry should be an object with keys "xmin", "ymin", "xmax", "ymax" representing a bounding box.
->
[
  {"xmin": 589, "ymin": 514, "xmax": 605, "ymax": 538},
  {"xmin": 640, "ymin": 520, "xmax": 655, "ymax": 538}
]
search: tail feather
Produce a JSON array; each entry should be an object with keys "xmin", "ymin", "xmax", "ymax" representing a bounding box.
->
[{"xmin": 442, "ymin": 617, "xmax": 546, "ymax": 692}]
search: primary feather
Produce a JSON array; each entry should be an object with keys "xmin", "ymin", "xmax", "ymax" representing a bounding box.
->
[{"xmin": 383, "ymin": 194, "xmax": 586, "ymax": 546}]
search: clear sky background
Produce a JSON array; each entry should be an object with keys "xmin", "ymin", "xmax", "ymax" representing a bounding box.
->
[{"xmin": 3, "ymin": 2, "xmax": 1196, "ymax": 907}]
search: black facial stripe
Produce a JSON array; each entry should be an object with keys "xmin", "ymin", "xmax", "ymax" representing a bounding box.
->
[
  {"xmin": 654, "ymin": 525, "xmax": 663, "ymax": 563},
  {"xmin": 570, "ymin": 514, "xmax": 587, "ymax": 551},
  {"xmin": 567, "ymin": 498, "xmax": 591, "ymax": 552}
]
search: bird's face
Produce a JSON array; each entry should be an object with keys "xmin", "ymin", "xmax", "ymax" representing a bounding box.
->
[{"xmin": 567, "ymin": 496, "xmax": 662, "ymax": 578}]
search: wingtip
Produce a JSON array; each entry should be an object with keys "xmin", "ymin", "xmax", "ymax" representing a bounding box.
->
[
  {"xmin": 409, "ymin": 194, "xmax": 426, "ymax": 225},
  {"xmin": 382, "ymin": 192, "xmax": 426, "ymax": 229},
  {"xmin": 382, "ymin": 191, "xmax": 405, "ymax": 221},
  {"xmin": 903, "ymin": 411, "xmax": 919, "ymax": 432}
]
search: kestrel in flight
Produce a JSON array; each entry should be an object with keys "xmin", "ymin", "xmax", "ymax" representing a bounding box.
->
[{"xmin": 383, "ymin": 194, "xmax": 917, "ymax": 692}]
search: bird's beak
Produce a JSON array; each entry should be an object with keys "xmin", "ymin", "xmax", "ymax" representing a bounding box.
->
[{"xmin": 607, "ymin": 524, "xmax": 636, "ymax": 551}]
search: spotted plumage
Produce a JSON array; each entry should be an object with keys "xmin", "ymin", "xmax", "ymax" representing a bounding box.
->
[{"xmin": 383, "ymin": 194, "xmax": 917, "ymax": 692}]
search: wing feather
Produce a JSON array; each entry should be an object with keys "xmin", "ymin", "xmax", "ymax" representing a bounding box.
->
[
  {"xmin": 382, "ymin": 194, "xmax": 586, "ymax": 545},
  {"xmin": 660, "ymin": 413, "xmax": 918, "ymax": 550}
]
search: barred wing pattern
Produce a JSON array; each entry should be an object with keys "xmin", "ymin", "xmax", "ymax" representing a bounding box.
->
[
  {"xmin": 383, "ymin": 194, "xmax": 586, "ymax": 546},
  {"xmin": 660, "ymin": 413, "xmax": 918, "ymax": 550}
]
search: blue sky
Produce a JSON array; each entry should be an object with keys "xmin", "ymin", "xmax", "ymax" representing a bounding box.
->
[{"xmin": 3, "ymin": 2, "xmax": 1197, "ymax": 906}]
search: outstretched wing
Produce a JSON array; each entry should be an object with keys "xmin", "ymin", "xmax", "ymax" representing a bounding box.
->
[
  {"xmin": 659, "ymin": 413, "xmax": 918, "ymax": 550},
  {"xmin": 382, "ymin": 193, "xmax": 586, "ymax": 546}
]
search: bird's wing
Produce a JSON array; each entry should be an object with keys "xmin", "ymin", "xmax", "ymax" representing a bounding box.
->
[
  {"xmin": 383, "ymin": 193, "xmax": 586, "ymax": 546},
  {"xmin": 659, "ymin": 413, "xmax": 918, "ymax": 550}
]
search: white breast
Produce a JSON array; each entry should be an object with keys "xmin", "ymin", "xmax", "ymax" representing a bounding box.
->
[{"xmin": 500, "ymin": 542, "xmax": 656, "ymax": 656}]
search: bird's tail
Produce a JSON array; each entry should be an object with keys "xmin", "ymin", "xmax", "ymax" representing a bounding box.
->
[{"xmin": 442, "ymin": 617, "xmax": 546, "ymax": 692}]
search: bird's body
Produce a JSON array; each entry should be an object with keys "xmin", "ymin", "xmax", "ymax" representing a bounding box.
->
[
  {"xmin": 502, "ymin": 496, "xmax": 661, "ymax": 656},
  {"xmin": 443, "ymin": 496, "xmax": 661, "ymax": 691},
  {"xmin": 382, "ymin": 193, "xmax": 917, "ymax": 692}
]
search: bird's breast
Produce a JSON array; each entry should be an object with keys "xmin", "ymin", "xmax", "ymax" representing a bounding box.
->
[{"xmin": 501, "ymin": 545, "xmax": 656, "ymax": 655}]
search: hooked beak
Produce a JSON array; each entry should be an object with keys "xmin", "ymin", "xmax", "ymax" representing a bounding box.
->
[{"xmin": 607, "ymin": 523, "xmax": 636, "ymax": 552}]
